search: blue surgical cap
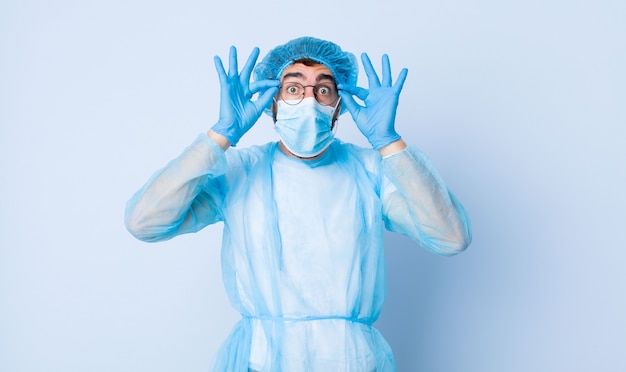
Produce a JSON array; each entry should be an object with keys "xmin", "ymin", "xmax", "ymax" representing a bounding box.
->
[{"xmin": 254, "ymin": 36, "xmax": 358, "ymax": 86}]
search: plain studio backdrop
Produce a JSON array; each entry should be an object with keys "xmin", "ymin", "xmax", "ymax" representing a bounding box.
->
[{"xmin": 1, "ymin": 1, "xmax": 624, "ymax": 371}]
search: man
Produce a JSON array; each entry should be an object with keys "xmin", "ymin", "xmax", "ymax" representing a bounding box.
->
[{"xmin": 125, "ymin": 36, "xmax": 471, "ymax": 371}]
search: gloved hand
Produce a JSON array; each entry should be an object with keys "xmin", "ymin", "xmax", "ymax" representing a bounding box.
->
[
  {"xmin": 338, "ymin": 53, "xmax": 408, "ymax": 150},
  {"xmin": 211, "ymin": 46, "xmax": 279, "ymax": 146}
]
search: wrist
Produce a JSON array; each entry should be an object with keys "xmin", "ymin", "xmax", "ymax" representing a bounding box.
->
[
  {"xmin": 210, "ymin": 119, "xmax": 240, "ymax": 147},
  {"xmin": 368, "ymin": 129, "xmax": 401, "ymax": 151},
  {"xmin": 207, "ymin": 130, "xmax": 231, "ymax": 150},
  {"xmin": 378, "ymin": 138, "xmax": 406, "ymax": 157}
]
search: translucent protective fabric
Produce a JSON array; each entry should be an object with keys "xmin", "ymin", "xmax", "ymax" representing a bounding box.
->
[{"xmin": 125, "ymin": 134, "xmax": 471, "ymax": 371}]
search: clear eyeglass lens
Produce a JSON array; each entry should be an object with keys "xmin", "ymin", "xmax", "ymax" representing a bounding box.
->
[{"xmin": 279, "ymin": 82, "xmax": 337, "ymax": 106}]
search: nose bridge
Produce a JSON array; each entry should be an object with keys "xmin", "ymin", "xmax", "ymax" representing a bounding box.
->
[{"xmin": 302, "ymin": 84, "xmax": 316, "ymax": 98}]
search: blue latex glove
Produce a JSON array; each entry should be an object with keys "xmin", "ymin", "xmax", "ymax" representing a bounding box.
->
[
  {"xmin": 211, "ymin": 46, "xmax": 279, "ymax": 146},
  {"xmin": 338, "ymin": 53, "xmax": 408, "ymax": 150}
]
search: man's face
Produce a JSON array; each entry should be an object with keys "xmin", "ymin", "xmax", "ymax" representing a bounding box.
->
[{"xmin": 272, "ymin": 62, "xmax": 340, "ymax": 122}]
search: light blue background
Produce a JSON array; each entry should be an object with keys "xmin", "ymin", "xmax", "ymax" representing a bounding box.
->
[{"xmin": 1, "ymin": 0, "xmax": 624, "ymax": 371}]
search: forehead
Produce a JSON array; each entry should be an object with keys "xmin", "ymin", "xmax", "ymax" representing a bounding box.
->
[{"xmin": 280, "ymin": 63, "xmax": 334, "ymax": 82}]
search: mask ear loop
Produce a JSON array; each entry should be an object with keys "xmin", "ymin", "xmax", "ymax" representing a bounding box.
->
[
  {"xmin": 272, "ymin": 97, "xmax": 278, "ymax": 123},
  {"xmin": 331, "ymin": 96, "xmax": 341, "ymax": 133}
]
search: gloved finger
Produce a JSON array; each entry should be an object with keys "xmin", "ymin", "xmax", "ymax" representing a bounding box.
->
[
  {"xmin": 393, "ymin": 68, "xmax": 409, "ymax": 92},
  {"xmin": 338, "ymin": 90, "xmax": 362, "ymax": 115},
  {"xmin": 228, "ymin": 46, "xmax": 238, "ymax": 78},
  {"xmin": 337, "ymin": 84, "xmax": 369, "ymax": 101},
  {"xmin": 249, "ymin": 80, "xmax": 280, "ymax": 95},
  {"xmin": 240, "ymin": 47, "xmax": 260, "ymax": 88},
  {"xmin": 214, "ymin": 55, "xmax": 228, "ymax": 84},
  {"xmin": 381, "ymin": 54, "xmax": 392, "ymax": 87},
  {"xmin": 254, "ymin": 86, "xmax": 280, "ymax": 112},
  {"xmin": 361, "ymin": 53, "xmax": 381, "ymax": 88}
]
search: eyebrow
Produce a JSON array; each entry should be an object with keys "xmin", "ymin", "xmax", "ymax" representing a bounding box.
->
[{"xmin": 282, "ymin": 72, "xmax": 336, "ymax": 84}]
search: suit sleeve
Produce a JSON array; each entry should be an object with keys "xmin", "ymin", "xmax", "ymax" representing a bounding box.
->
[
  {"xmin": 124, "ymin": 134, "xmax": 228, "ymax": 242},
  {"xmin": 381, "ymin": 146, "xmax": 472, "ymax": 256}
]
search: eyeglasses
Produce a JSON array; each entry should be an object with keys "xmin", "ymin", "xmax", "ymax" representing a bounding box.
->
[{"xmin": 278, "ymin": 82, "xmax": 339, "ymax": 106}]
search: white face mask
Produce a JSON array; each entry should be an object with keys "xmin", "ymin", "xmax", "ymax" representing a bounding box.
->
[{"xmin": 274, "ymin": 97, "xmax": 339, "ymax": 158}]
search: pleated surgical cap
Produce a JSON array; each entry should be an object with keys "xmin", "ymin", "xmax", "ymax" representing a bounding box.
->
[{"xmin": 254, "ymin": 36, "xmax": 358, "ymax": 86}]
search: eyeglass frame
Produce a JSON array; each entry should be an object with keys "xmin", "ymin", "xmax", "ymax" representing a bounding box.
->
[
  {"xmin": 271, "ymin": 87, "xmax": 342, "ymax": 127},
  {"xmin": 277, "ymin": 81, "xmax": 340, "ymax": 106}
]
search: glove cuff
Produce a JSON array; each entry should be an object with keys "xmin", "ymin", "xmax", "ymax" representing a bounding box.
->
[
  {"xmin": 369, "ymin": 131, "xmax": 401, "ymax": 151},
  {"xmin": 211, "ymin": 121, "xmax": 240, "ymax": 147}
]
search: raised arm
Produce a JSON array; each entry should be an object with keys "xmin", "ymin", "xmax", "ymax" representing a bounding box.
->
[
  {"xmin": 124, "ymin": 135, "xmax": 227, "ymax": 242},
  {"xmin": 125, "ymin": 46, "xmax": 278, "ymax": 242},
  {"xmin": 382, "ymin": 147, "xmax": 471, "ymax": 256},
  {"xmin": 339, "ymin": 52, "xmax": 470, "ymax": 255}
]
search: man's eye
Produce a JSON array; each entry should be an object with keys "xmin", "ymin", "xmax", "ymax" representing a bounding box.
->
[
  {"xmin": 286, "ymin": 86, "xmax": 300, "ymax": 95},
  {"xmin": 317, "ymin": 86, "xmax": 330, "ymax": 95}
]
